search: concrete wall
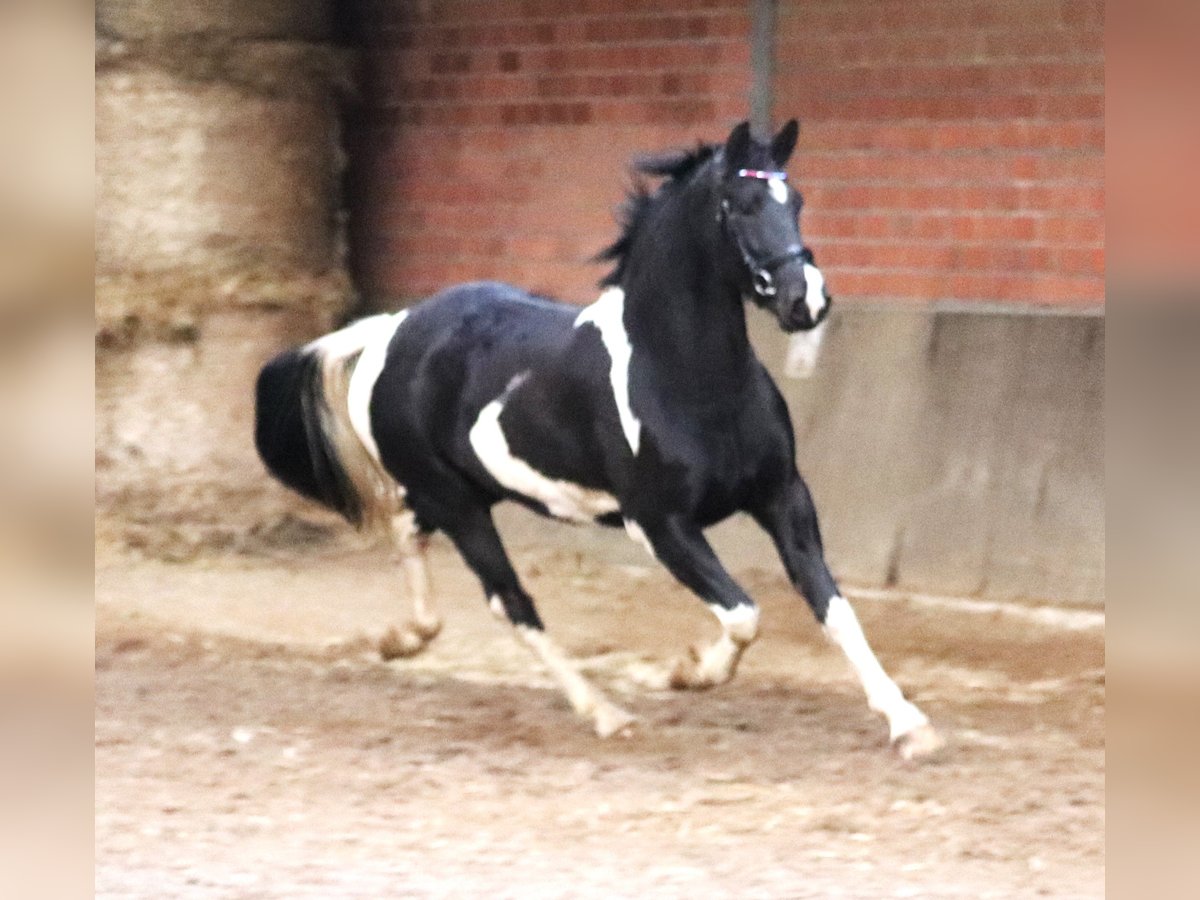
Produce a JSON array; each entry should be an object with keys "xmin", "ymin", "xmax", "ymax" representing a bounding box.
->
[{"xmin": 754, "ymin": 305, "xmax": 1103, "ymax": 605}]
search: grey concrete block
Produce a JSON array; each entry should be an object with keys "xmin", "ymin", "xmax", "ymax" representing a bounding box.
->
[{"xmin": 750, "ymin": 307, "xmax": 1104, "ymax": 606}]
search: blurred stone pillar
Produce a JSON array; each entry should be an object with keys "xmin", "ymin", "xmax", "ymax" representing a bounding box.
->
[{"xmin": 95, "ymin": 0, "xmax": 354, "ymax": 551}]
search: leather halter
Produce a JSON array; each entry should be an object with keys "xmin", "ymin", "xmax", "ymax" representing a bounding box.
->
[{"xmin": 719, "ymin": 169, "xmax": 808, "ymax": 299}]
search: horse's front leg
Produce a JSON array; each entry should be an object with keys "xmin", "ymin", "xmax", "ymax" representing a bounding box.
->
[
  {"xmin": 752, "ymin": 475, "xmax": 944, "ymax": 760},
  {"xmin": 633, "ymin": 515, "xmax": 761, "ymax": 689}
]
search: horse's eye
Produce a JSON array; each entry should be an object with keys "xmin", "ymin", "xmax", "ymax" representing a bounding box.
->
[{"xmin": 734, "ymin": 192, "xmax": 763, "ymax": 215}]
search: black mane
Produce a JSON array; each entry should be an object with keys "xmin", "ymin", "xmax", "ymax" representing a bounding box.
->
[{"xmin": 596, "ymin": 142, "xmax": 719, "ymax": 288}]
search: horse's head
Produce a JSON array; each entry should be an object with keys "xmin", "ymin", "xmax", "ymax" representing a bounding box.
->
[{"xmin": 714, "ymin": 120, "xmax": 830, "ymax": 333}]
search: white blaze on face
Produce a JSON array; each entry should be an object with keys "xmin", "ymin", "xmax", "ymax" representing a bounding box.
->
[
  {"xmin": 802, "ymin": 262, "xmax": 827, "ymax": 321},
  {"xmin": 344, "ymin": 309, "xmax": 409, "ymax": 463},
  {"xmin": 768, "ymin": 177, "xmax": 789, "ymax": 205},
  {"xmin": 469, "ymin": 386, "xmax": 621, "ymax": 523},
  {"xmin": 575, "ymin": 287, "xmax": 641, "ymax": 455},
  {"xmin": 823, "ymin": 596, "xmax": 929, "ymax": 741}
]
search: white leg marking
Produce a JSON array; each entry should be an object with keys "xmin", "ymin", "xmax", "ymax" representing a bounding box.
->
[
  {"xmin": 802, "ymin": 262, "xmax": 827, "ymax": 322},
  {"xmin": 393, "ymin": 511, "xmax": 438, "ymax": 633},
  {"xmin": 623, "ymin": 519, "xmax": 655, "ymax": 558},
  {"xmin": 515, "ymin": 626, "xmax": 635, "ymax": 737},
  {"xmin": 469, "ymin": 392, "xmax": 620, "ymax": 522},
  {"xmin": 714, "ymin": 603, "xmax": 761, "ymax": 644},
  {"xmin": 674, "ymin": 603, "xmax": 760, "ymax": 689},
  {"xmin": 768, "ymin": 177, "xmax": 789, "ymax": 205},
  {"xmin": 346, "ymin": 310, "xmax": 409, "ymax": 463},
  {"xmin": 698, "ymin": 604, "xmax": 760, "ymax": 682},
  {"xmin": 823, "ymin": 596, "xmax": 929, "ymax": 741},
  {"xmin": 488, "ymin": 594, "xmax": 507, "ymax": 620},
  {"xmin": 575, "ymin": 287, "xmax": 641, "ymax": 455},
  {"xmin": 379, "ymin": 511, "xmax": 441, "ymax": 659}
]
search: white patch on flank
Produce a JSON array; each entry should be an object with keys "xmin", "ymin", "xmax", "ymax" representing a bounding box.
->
[
  {"xmin": 345, "ymin": 310, "xmax": 409, "ymax": 463},
  {"xmin": 768, "ymin": 177, "xmax": 789, "ymax": 205},
  {"xmin": 623, "ymin": 519, "xmax": 655, "ymax": 558},
  {"xmin": 469, "ymin": 390, "xmax": 620, "ymax": 523},
  {"xmin": 823, "ymin": 595, "xmax": 929, "ymax": 741},
  {"xmin": 575, "ymin": 287, "xmax": 641, "ymax": 455},
  {"xmin": 802, "ymin": 262, "xmax": 827, "ymax": 321}
]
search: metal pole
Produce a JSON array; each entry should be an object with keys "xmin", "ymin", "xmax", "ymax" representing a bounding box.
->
[{"xmin": 749, "ymin": 0, "xmax": 777, "ymax": 135}]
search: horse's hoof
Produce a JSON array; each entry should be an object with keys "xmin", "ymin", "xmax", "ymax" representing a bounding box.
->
[
  {"xmin": 412, "ymin": 618, "xmax": 443, "ymax": 641},
  {"xmin": 592, "ymin": 703, "xmax": 638, "ymax": 739},
  {"xmin": 378, "ymin": 625, "xmax": 428, "ymax": 660},
  {"xmin": 893, "ymin": 723, "xmax": 946, "ymax": 762},
  {"xmin": 667, "ymin": 646, "xmax": 718, "ymax": 691}
]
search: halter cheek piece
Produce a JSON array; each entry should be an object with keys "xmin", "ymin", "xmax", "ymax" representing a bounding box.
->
[{"xmin": 719, "ymin": 169, "xmax": 809, "ymax": 300}]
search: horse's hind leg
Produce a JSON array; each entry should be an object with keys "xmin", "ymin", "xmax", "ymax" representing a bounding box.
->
[
  {"xmin": 378, "ymin": 510, "xmax": 443, "ymax": 660},
  {"xmin": 443, "ymin": 505, "xmax": 635, "ymax": 738}
]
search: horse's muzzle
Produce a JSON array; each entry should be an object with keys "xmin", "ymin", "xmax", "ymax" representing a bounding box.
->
[{"xmin": 776, "ymin": 265, "xmax": 831, "ymax": 333}]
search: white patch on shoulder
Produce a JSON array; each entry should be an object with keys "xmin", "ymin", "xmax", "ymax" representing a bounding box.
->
[
  {"xmin": 768, "ymin": 177, "xmax": 789, "ymax": 205},
  {"xmin": 575, "ymin": 287, "xmax": 641, "ymax": 455},
  {"xmin": 469, "ymin": 389, "xmax": 620, "ymax": 523},
  {"xmin": 802, "ymin": 262, "xmax": 827, "ymax": 321},
  {"xmin": 623, "ymin": 519, "xmax": 655, "ymax": 558},
  {"xmin": 345, "ymin": 310, "xmax": 409, "ymax": 463}
]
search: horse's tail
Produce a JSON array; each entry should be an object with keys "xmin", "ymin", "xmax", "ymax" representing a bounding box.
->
[{"xmin": 254, "ymin": 316, "xmax": 402, "ymax": 534}]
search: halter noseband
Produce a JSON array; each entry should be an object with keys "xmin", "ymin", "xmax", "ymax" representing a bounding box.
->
[{"xmin": 720, "ymin": 169, "xmax": 807, "ymax": 299}]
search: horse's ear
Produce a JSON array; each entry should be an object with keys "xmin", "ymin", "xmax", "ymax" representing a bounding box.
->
[
  {"xmin": 723, "ymin": 120, "xmax": 752, "ymax": 171},
  {"xmin": 770, "ymin": 118, "xmax": 800, "ymax": 167}
]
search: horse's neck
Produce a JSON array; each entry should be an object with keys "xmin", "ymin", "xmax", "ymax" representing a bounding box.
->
[{"xmin": 621, "ymin": 218, "xmax": 754, "ymax": 392}]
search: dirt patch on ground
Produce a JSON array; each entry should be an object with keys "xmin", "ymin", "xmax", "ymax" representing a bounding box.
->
[{"xmin": 96, "ymin": 536, "xmax": 1103, "ymax": 898}]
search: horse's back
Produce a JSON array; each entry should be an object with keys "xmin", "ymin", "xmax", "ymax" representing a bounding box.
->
[{"xmin": 394, "ymin": 281, "xmax": 575, "ymax": 364}]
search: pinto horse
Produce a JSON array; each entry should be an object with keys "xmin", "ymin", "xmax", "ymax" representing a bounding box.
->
[{"xmin": 255, "ymin": 120, "xmax": 942, "ymax": 759}]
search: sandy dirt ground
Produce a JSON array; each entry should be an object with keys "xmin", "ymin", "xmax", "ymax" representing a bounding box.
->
[{"xmin": 96, "ymin": 525, "xmax": 1104, "ymax": 899}]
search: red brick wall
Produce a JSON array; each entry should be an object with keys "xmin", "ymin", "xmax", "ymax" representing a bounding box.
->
[
  {"xmin": 776, "ymin": 0, "xmax": 1104, "ymax": 306},
  {"xmin": 348, "ymin": 0, "xmax": 751, "ymax": 307},
  {"xmin": 349, "ymin": 0, "xmax": 1104, "ymax": 309}
]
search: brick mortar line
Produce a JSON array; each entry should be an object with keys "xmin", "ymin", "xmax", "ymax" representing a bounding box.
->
[{"xmin": 375, "ymin": 37, "xmax": 749, "ymax": 51}]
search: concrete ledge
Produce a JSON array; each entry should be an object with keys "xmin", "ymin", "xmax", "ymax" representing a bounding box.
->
[{"xmin": 754, "ymin": 306, "xmax": 1103, "ymax": 606}]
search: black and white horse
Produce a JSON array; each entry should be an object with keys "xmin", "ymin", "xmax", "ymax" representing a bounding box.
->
[{"xmin": 255, "ymin": 120, "xmax": 942, "ymax": 759}]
